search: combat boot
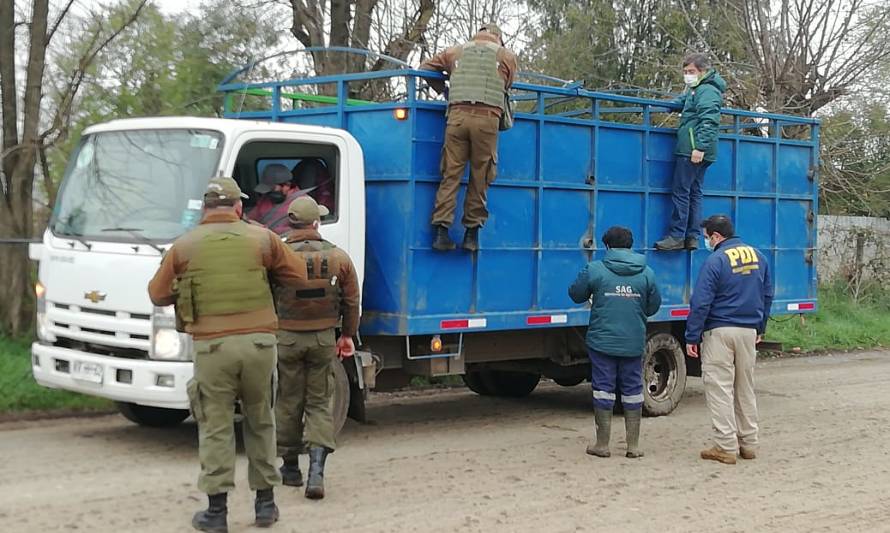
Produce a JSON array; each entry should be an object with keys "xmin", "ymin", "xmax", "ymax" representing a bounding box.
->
[
  {"xmin": 192, "ymin": 493, "xmax": 228, "ymax": 533},
  {"xmin": 586, "ymin": 408, "xmax": 612, "ymax": 457},
  {"xmin": 280, "ymin": 457, "xmax": 303, "ymax": 487},
  {"xmin": 461, "ymin": 226, "xmax": 480, "ymax": 252},
  {"xmin": 305, "ymin": 447, "xmax": 329, "ymax": 499},
  {"xmin": 254, "ymin": 488, "xmax": 280, "ymax": 528},
  {"xmin": 624, "ymin": 408, "xmax": 644, "ymax": 458},
  {"xmin": 432, "ymin": 225, "xmax": 456, "ymax": 251}
]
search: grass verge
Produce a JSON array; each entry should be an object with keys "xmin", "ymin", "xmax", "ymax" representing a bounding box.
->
[
  {"xmin": 766, "ymin": 284, "xmax": 890, "ymax": 353},
  {"xmin": 0, "ymin": 336, "xmax": 113, "ymax": 414}
]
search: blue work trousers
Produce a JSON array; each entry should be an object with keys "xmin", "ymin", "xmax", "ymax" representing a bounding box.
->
[
  {"xmin": 668, "ymin": 157, "xmax": 712, "ymax": 239},
  {"xmin": 589, "ymin": 349, "xmax": 644, "ymax": 411}
]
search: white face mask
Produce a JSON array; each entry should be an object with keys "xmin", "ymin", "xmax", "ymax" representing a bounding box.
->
[{"xmin": 684, "ymin": 73, "xmax": 699, "ymax": 86}]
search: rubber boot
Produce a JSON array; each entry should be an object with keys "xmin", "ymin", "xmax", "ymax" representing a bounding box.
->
[
  {"xmin": 432, "ymin": 225, "xmax": 456, "ymax": 251},
  {"xmin": 305, "ymin": 447, "xmax": 328, "ymax": 500},
  {"xmin": 280, "ymin": 458, "xmax": 303, "ymax": 487},
  {"xmin": 192, "ymin": 493, "xmax": 228, "ymax": 533},
  {"xmin": 461, "ymin": 226, "xmax": 479, "ymax": 252},
  {"xmin": 254, "ymin": 488, "xmax": 280, "ymax": 528},
  {"xmin": 586, "ymin": 408, "xmax": 612, "ymax": 457},
  {"xmin": 624, "ymin": 408, "xmax": 644, "ymax": 458}
]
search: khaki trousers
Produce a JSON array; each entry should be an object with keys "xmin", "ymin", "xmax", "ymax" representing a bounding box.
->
[
  {"xmin": 187, "ymin": 332, "xmax": 281, "ymax": 495},
  {"xmin": 431, "ymin": 107, "xmax": 499, "ymax": 228},
  {"xmin": 275, "ymin": 329, "xmax": 338, "ymax": 461},
  {"xmin": 701, "ymin": 327, "xmax": 759, "ymax": 453}
]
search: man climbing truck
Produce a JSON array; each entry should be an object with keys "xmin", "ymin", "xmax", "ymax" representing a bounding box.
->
[{"xmin": 30, "ymin": 60, "xmax": 820, "ymax": 433}]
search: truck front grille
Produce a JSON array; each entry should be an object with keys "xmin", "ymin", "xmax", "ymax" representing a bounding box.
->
[{"xmin": 47, "ymin": 300, "xmax": 151, "ymax": 357}]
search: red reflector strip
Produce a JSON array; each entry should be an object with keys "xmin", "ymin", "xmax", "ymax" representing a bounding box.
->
[
  {"xmin": 788, "ymin": 302, "xmax": 815, "ymax": 311},
  {"xmin": 526, "ymin": 314, "xmax": 568, "ymax": 325},
  {"xmin": 440, "ymin": 318, "xmax": 487, "ymax": 330},
  {"xmin": 670, "ymin": 308, "xmax": 690, "ymax": 317}
]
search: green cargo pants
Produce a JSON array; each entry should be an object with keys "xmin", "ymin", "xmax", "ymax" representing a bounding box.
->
[
  {"xmin": 275, "ymin": 328, "xmax": 337, "ymax": 461},
  {"xmin": 431, "ymin": 107, "xmax": 500, "ymax": 228},
  {"xmin": 186, "ymin": 332, "xmax": 281, "ymax": 495}
]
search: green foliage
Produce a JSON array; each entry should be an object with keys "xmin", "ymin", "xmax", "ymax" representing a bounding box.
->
[
  {"xmin": 0, "ymin": 337, "xmax": 112, "ymax": 413},
  {"xmin": 45, "ymin": 0, "xmax": 282, "ymax": 198},
  {"xmin": 819, "ymin": 99, "xmax": 890, "ymax": 217},
  {"xmin": 766, "ymin": 284, "xmax": 890, "ymax": 353}
]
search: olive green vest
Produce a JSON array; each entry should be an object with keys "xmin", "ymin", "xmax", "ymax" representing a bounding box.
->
[
  {"xmin": 274, "ymin": 239, "xmax": 342, "ymax": 323},
  {"xmin": 174, "ymin": 223, "xmax": 272, "ymax": 326},
  {"xmin": 448, "ymin": 41, "xmax": 504, "ymax": 110}
]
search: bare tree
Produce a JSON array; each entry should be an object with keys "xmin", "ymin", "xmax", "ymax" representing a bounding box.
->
[
  {"xmin": 0, "ymin": 0, "xmax": 146, "ymax": 336},
  {"xmin": 725, "ymin": 0, "xmax": 890, "ymax": 114}
]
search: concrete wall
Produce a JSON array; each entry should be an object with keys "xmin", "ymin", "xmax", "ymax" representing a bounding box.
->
[{"xmin": 817, "ymin": 215, "xmax": 890, "ymax": 282}]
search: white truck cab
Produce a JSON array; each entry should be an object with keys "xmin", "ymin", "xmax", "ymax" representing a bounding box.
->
[{"xmin": 30, "ymin": 117, "xmax": 365, "ymax": 426}]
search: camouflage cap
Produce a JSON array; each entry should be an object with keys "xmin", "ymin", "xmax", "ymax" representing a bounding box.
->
[
  {"xmin": 287, "ymin": 195, "xmax": 330, "ymax": 225},
  {"xmin": 478, "ymin": 23, "xmax": 503, "ymax": 37},
  {"xmin": 204, "ymin": 176, "xmax": 248, "ymax": 202}
]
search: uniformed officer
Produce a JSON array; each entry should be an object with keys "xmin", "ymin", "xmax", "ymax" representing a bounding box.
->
[
  {"xmin": 274, "ymin": 196, "xmax": 360, "ymax": 500},
  {"xmin": 148, "ymin": 177, "xmax": 308, "ymax": 532},
  {"xmin": 685, "ymin": 215, "xmax": 774, "ymax": 465},
  {"xmin": 420, "ymin": 22, "xmax": 518, "ymax": 252}
]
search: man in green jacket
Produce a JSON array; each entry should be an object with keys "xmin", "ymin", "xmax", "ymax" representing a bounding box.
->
[
  {"xmin": 655, "ymin": 53, "xmax": 726, "ymax": 251},
  {"xmin": 569, "ymin": 227, "xmax": 661, "ymax": 458}
]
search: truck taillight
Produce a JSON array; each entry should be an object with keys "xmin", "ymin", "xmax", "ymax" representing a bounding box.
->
[{"xmin": 393, "ymin": 108, "xmax": 408, "ymax": 120}]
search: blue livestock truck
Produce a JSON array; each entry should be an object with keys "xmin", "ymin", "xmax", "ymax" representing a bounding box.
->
[
  {"xmin": 31, "ymin": 57, "xmax": 818, "ymax": 430},
  {"xmin": 217, "ymin": 63, "xmax": 818, "ymax": 422}
]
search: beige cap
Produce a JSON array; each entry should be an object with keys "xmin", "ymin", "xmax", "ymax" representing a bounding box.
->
[
  {"xmin": 204, "ymin": 177, "xmax": 248, "ymax": 202},
  {"xmin": 287, "ymin": 195, "xmax": 329, "ymax": 224}
]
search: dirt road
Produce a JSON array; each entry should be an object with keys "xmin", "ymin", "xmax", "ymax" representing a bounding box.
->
[{"xmin": 2, "ymin": 350, "xmax": 890, "ymax": 533}]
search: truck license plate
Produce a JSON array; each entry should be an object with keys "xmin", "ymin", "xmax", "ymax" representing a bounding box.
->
[{"xmin": 72, "ymin": 361, "xmax": 103, "ymax": 384}]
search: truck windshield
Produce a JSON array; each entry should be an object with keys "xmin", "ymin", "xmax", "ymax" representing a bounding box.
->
[{"xmin": 50, "ymin": 129, "xmax": 224, "ymax": 242}]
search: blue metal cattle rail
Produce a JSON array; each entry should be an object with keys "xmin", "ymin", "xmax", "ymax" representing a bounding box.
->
[{"xmin": 218, "ymin": 65, "xmax": 820, "ymax": 337}]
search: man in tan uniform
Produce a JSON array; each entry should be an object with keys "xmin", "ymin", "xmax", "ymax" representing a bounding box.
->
[
  {"xmin": 274, "ymin": 196, "xmax": 360, "ymax": 500},
  {"xmin": 420, "ymin": 23, "xmax": 518, "ymax": 252},
  {"xmin": 148, "ymin": 177, "xmax": 308, "ymax": 532}
]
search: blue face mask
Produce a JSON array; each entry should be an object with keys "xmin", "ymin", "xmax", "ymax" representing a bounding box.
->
[{"xmin": 704, "ymin": 236, "xmax": 714, "ymax": 251}]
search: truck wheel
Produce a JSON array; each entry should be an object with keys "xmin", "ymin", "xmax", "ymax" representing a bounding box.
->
[
  {"xmin": 116, "ymin": 402, "xmax": 189, "ymax": 427},
  {"xmin": 642, "ymin": 333, "xmax": 686, "ymax": 417},
  {"xmin": 553, "ymin": 376, "xmax": 585, "ymax": 387},
  {"xmin": 484, "ymin": 370, "xmax": 541, "ymax": 398},
  {"xmin": 332, "ymin": 359, "xmax": 351, "ymax": 437},
  {"xmin": 461, "ymin": 370, "xmax": 493, "ymax": 396}
]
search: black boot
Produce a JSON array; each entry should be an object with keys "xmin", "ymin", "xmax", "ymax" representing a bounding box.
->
[
  {"xmin": 254, "ymin": 488, "xmax": 280, "ymax": 528},
  {"xmin": 432, "ymin": 225, "xmax": 456, "ymax": 251},
  {"xmin": 192, "ymin": 493, "xmax": 228, "ymax": 533},
  {"xmin": 280, "ymin": 457, "xmax": 303, "ymax": 487},
  {"xmin": 305, "ymin": 447, "xmax": 329, "ymax": 500},
  {"xmin": 461, "ymin": 226, "xmax": 479, "ymax": 252},
  {"xmin": 684, "ymin": 236, "xmax": 699, "ymax": 250}
]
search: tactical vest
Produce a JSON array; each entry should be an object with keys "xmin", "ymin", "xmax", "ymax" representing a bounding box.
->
[
  {"xmin": 274, "ymin": 239, "xmax": 342, "ymax": 323},
  {"xmin": 448, "ymin": 41, "xmax": 504, "ymax": 110},
  {"xmin": 174, "ymin": 223, "xmax": 272, "ymax": 326}
]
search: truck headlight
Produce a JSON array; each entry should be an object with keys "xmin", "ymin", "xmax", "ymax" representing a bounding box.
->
[
  {"xmin": 150, "ymin": 306, "xmax": 192, "ymax": 361},
  {"xmin": 35, "ymin": 281, "xmax": 56, "ymax": 343}
]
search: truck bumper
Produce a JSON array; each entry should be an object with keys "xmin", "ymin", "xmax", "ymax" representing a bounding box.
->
[{"xmin": 31, "ymin": 343, "xmax": 192, "ymax": 410}]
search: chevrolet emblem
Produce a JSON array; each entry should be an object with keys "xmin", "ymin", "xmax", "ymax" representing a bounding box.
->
[{"xmin": 84, "ymin": 290, "xmax": 107, "ymax": 304}]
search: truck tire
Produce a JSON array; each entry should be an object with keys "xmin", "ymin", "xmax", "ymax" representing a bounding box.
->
[
  {"xmin": 116, "ymin": 402, "xmax": 190, "ymax": 427},
  {"xmin": 483, "ymin": 370, "xmax": 541, "ymax": 398},
  {"xmin": 641, "ymin": 333, "xmax": 686, "ymax": 417},
  {"xmin": 462, "ymin": 371, "xmax": 494, "ymax": 396},
  {"xmin": 332, "ymin": 359, "xmax": 351, "ymax": 437},
  {"xmin": 553, "ymin": 376, "xmax": 585, "ymax": 387}
]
